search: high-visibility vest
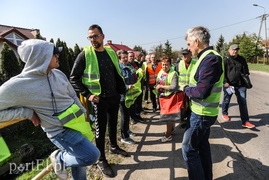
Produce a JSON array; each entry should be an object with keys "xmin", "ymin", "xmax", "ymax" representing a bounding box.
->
[
  {"xmin": 83, "ymin": 46, "xmax": 123, "ymax": 95},
  {"xmin": 125, "ymin": 68, "xmax": 143, "ymax": 108},
  {"xmin": 147, "ymin": 63, "xmax": 162, "ymax": 85},
  {"xmin": 57, "ymin": 104, "xmax": 94, "ymax": 141},
  {"xmin": 177, "ymin": 59, "xmax": 196, "ymax": 86},
  {"xmin": 189, "ymin": 50, "xmax": 224, "ymax": 116},
  {"xmin": 156, "ymin": 69, "xmax": 177, "ymax": 96}
]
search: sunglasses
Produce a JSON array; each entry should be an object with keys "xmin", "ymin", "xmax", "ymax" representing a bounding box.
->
[{"xmin": 87, "ymin": 34, "xmax": 102, "ymax": 40}]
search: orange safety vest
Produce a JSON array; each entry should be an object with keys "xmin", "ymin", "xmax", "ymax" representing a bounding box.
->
[{"xmin": 147, "ymin": 62, "xmax": 162, "ymax": 85}]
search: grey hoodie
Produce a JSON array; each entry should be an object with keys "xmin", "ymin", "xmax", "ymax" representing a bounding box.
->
[{"xmin": 0, "ymin": 39, "xmax": 86, "ymax": 138}]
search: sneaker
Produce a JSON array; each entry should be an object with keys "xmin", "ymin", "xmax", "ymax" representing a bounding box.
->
[
  {"xmin": 97, "ymin": 160, "xmax": 115, "ymax": 178},
  {"xmin": 159, "ymin": 136, "xmax": 172, "ymax": 142},
  {"xmin": 163, "ymin": 129, "xmax": 176, "ymax": 136},
  {"xmin": 128, "ymin": 130, "xmax": 136, "ymax": 137},
  {"xmin": 242, "ymin": 121, "xmax": 255, "ymax": 129},
  {"xmin": 110, "ymin": 146, "xmax": 130, "ymax": 157},
  {"xmin": 121, "ymin": 137, "xmax": 136, "ymax": 144},
  {"xmin": 49, "ymin": 150, "xmax": 68, "ymax": 180},
  {"xmin": 222, "ymin": 114, "xmax": 231, "ymax": 121}
]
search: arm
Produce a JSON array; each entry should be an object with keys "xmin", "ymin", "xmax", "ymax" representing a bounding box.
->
[
  {"xmin": 0, "ymin": 107, "xmax": 33, "ymax": 122},
  {"xmin": 185, "ymin": 55, "xmax": 223, "ymax": 99},
  {"xmin": 223, "ymin": 57, "xmax": 230, "ymax": 87},
  {"xmin": 70, "ymin": 51, "xmax": 92, "ymax": 99},
  {"xmin": 240, "ymin": 56, "xmax": 250, "ymax": 75},
  {"xmin": 156, "ymin": 73, "xmax": 178, "ymax": 91}
]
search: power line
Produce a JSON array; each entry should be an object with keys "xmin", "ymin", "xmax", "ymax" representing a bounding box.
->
[{"xmin": 138, "ymin": 17, "xmax": 258, "ymax": 47}]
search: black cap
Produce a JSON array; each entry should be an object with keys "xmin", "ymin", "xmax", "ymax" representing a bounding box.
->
[
  {"xmin": 53, "ymin": 46, "xmax": 63, "ymax": 55},
  {"xmin": 181, "ymin": 49, "xmax": 191, "ymax": 55}
]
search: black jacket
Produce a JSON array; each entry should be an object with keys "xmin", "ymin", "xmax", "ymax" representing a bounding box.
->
[{"xmin": 223, "ymin": 55, "xmax": 250, "ymax": 87}]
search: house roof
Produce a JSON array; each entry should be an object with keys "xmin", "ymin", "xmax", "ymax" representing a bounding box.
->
[
  {"xmin": 104, "ymin": 40, "xmax": 140, "ymax": 56},
  {"xmin": 0, "ymin": 24, "xmax": 41, "ymax": 48},
  {"xmin": 104, "ymin": 40, "xmax": 133, "ymax": 52}
]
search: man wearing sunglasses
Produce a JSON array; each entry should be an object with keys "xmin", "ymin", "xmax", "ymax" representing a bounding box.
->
[{"xmin": 70, "ymin": 24, "xmax": 127, "ymax": 178}]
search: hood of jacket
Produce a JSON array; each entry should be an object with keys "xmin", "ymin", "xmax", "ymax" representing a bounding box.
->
[{"xmin": 18, "ymin": 39, "xmax": 54, "ymax": 75}]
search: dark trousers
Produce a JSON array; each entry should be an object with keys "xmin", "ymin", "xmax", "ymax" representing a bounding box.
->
[
  {"xmin": 149, "ymin": 85, "xmax": 157, "ymax": 109},
  {"xmin": 182, "ymin": 112, "xmax": 217, "ymax": 180},
  {"xmin": 135, "ymin": 92, "xmax": 143, "ymax": 115},
  {"xmin": 119, "ymin": 101, "xmax": 130, "ymax": 139},
  {"xmin": 93, "ymin": 95, "xmax": 120, "ymax": 161}
]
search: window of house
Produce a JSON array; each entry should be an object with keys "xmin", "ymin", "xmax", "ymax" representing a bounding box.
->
[{"xmin": 5, "ymin": 33, "xmax": 24, "ymax": 46}]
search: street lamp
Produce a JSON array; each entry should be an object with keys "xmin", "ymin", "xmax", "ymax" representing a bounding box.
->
[
  {"xmin": 253, "ymin": 4, "xmax": 268, "ymax": 64},
  {"xmin": 253, "ymin": 4, "xmax": 266, "ymax": 14}
]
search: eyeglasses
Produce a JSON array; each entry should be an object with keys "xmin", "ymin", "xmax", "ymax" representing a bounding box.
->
[{"xmin": 87, "ymin": 34, "xmax": 102, "ymax": 40}]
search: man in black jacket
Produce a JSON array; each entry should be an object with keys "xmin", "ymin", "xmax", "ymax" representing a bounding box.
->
[
  {"xmin": 70, "ymin": 24, "xmax": 128, "ymax": 178},
  {"xmin": 221, "ymin": 44, "xmax": 255, "ymax": 128}
]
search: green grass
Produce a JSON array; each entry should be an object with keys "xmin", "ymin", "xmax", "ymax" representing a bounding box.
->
[{"xmin": 248, "ymin": 63, "xmax": 269, "ymax": 73}]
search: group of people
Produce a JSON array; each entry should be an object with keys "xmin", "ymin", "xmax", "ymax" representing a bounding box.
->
[{"xmin": 0, "ymin": 24, "xmax": 255, "ymax": 180}]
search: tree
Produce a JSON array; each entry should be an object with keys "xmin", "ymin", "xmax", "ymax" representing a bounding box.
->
[
  {"xmin": 151, "ymin": 44, "xmax": 163, "ymax": 61},
  {"xmin": 56, "ymin": 39, "xmax": 71, "ymax": 77},
  {"xmin": 67, "ymin": 48, "xmax": 75, "ymax": 71},
  {"xmin": 229, "ymin": 32, "xmax": 263, "ymax": 63},
  {"xmin": 163, "ymin": 40, "xmax": 173, "ymax": 59},
  {"xmin": 0, "ymin": 43, "xmax": 21, "ymax": 82},
  {"xmin": 74, "ymin": 44, "xmax": 82, "ymax": 59},
  {"xmin": 35, "ymin": 32, "xmax": 43, "ymax": 39},
  {"xmin": 215, "ymin": 35, "xmax": 227, "ymax": 57}
]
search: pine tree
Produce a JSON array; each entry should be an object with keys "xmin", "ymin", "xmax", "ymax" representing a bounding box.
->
[
  {"xmin": 215, "ymin": 35, "xmax": 225, "ymax": 55},
  {"xmin": 0, "ymin": 43, "xmax": 21, "ymax": 81},
  {"xmin": 163, "ymin": 40, "xmax": 173, "ymax": 59}
]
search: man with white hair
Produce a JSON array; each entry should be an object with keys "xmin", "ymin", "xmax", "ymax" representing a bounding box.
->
[{"xmin": 180, "ymin": 26, "xmax": 224, "ymax": 180}]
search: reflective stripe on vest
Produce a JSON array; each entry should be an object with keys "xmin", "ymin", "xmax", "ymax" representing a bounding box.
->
[
  {"xmin": 156, "ymin": 69, "xmax": 177, "ymax": 96},
  {"xmin": 57, "ymin": 104, "xmax": 94, "ymax": 141},
  {"xmin": 189, "ymin": 50, "xmax": 224, "ymax": 116},
  {"xmin": 178, "ymin": 59, "xmax": 196, "ymax": 86},
  {"xmin": 83, "ymin": 46, "xmax": 123, "ymax": 95}
]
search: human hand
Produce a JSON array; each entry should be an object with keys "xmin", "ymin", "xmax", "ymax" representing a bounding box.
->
[
  {"xmin": 129, "ymin": 85, "xmax": 134, "ymax": 89},
  {"xmin": 179, "ymin": 85, "xmax": 186, "ymax": 92},
  {"xmin": 89, "ymin": 95, "xmax": 100, "ymax": 103},
  {"xmin": 224, "ymin": 83, "xmax": 230, "ymax": 88},
  {"xmin": 30, "ymin": 112, "xmax": 41, "ymax": 126}
]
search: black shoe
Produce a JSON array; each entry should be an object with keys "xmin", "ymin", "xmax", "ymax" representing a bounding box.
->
[
  {"xmin": 97, "ymin": 160, "xmax": 115, "ymax": 178},
  {"xmin": 110, "ymin": 146, "xmax": 130, "ymax": 157},
  {"xmin": 130, "ymin": 118, "xmax": 138, "ymax": 125},
  {"xmin": 136, "ymin": 115, "xmax": 144, "ymax": 122}
]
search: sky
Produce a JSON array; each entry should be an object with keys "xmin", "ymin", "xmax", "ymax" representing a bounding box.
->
[{"xmin": 1, "ymin": 0, "xmax": 269, "ymax": 52}]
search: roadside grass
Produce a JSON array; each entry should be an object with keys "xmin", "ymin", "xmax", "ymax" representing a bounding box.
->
[{"xmin": 248, "ymin": 63, "xmax": 269, "ymax": 73}]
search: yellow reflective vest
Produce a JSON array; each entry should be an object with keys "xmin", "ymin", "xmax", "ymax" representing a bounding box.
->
[
  {"xmin": 156, "ymin": 69, "xmax": 177, "ymax": 96},
  {"xmin": 57, "ymin": 104, "xmax": 94, "ymax": 141},
  {"xmin": 189, "ymin": 50, "xmax": 224, "ymax": 116},
  {"xmin": 83, "ymin": 46, "xmax": 123, "ymax": 95},
  {"xmin": 177, "ymin": 59, "xmax": 196, "ymax": 86}
]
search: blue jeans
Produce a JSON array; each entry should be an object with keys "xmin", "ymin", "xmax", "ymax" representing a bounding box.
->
[
  {"xmin": 182, "ymin": 112, "xmax": 217, "ymax": 180},
  {"xmin": 50, "ymin": 128, "xmax": 100, "ymax": 180},
  {"xmin": 221, "ymin": 86, "xmax": 249, "ymax": 124}
]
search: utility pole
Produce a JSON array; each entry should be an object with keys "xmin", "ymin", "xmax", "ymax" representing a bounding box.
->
[{"xmin": 253, "ymin": 4, "xmax": 269, "ymax": 64}]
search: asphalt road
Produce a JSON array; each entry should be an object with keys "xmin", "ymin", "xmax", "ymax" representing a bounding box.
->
[{"xmin": 217, "ymin": 71, "xmax": 269, "ymax": 179}]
